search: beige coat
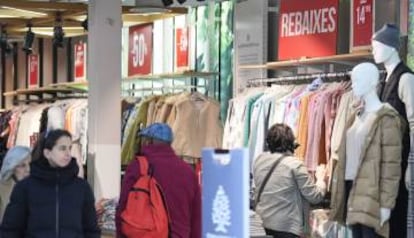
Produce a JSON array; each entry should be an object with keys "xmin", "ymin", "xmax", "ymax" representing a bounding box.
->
[
  {"xmin": 0, "ymin": 179, "xmax": 15, "ymax": 222},
  {"xmin": 330, "ymin": 104, "xmax": 404, "ymax": 238},
  {"xmin": 169, "ymin": 96, "xmax": 223, "ymax": 158}
]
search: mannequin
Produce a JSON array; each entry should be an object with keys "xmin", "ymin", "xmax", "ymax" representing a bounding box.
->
[
  {"xmin": 372, "ymin": 23, "xmax": 414, "ymax": 238},
  {"xmin": 330, "ymin": 62, "xmax": 403, "ymax": 238}
]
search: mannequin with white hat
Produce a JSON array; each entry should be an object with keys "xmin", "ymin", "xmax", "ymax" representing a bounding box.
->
[{"xmin": 372, "ymin": 23, "xmax": 414, "ymax": 238}]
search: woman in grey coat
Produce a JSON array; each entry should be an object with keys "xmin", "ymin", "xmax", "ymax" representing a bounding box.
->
[{"xmin": 253, "ymin": 123, "xmax": 326, "ymax": 238}]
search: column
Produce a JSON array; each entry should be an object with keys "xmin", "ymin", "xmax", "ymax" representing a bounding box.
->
[{"xmin": 88, "ymin": 0, "xmax": 122, "ymax": 199}]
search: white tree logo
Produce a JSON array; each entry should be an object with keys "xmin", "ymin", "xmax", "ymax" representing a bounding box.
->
[{"xmin": 212, "ymin": 185, "xmax": 231, "ymax": 233}]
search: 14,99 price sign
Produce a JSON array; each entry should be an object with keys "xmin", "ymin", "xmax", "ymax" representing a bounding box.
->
[{"xmin": 351, "ymin": 0, "xmax": 374, "ymax": 50}]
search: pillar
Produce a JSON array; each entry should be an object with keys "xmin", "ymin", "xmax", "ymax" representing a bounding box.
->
[{"xmin": 87, "ymin": 0, "xmax": 122, "ymax": 199}]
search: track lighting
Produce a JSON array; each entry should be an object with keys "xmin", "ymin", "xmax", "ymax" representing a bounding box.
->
[
  {"xmin": 22, "ymin": 25, "xmax": 35, "ymax": 54},
  {"xmin": 81, "ymin": 17, "xmax": 88, "ymax": 31},
  {"xmin": 0, "ymin": 30, "xmax": 11, "ymax": 54},
  {"xmin": 53, "ymin": 25, "xmax": 65, "ymax": 48},
  {"xmin": 53, "ymin": 16, "xmax": 65, "ymax": 48},
  {"xmin": 162, "ymin": 0, "xmax": 173, "ymax": 7}
]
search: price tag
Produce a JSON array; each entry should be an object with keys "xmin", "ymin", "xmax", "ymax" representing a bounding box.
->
[
  {"xmin": 128, "ymin": 23, "xmax": 153, "ymax": 76},
  {"xmin": 351, "ymin": 0, "xmax": 374, "ymax": 50},
  {"xmin": 28, "ymin": 54, "xmax": 39, "ymax": 88}
]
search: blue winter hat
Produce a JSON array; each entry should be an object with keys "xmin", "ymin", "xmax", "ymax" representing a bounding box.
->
[
  {"xmin": 0, "ymin": 146, "xmax": 31, "ymax": 181},
  {"xmin": 138, "ymin": 123, "xmax": 173, "ymax": 143}
]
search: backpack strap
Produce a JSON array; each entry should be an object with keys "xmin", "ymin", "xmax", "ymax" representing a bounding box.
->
[{"xmin": 137, "ymin": 156, "xmax": 149, "ymax": 176}]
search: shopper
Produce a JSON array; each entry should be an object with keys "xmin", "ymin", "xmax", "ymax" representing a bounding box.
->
[
  {"xmin": 116, "ymin": 122, "xmax": 201, "ymax": 238},
  {"xmin": 0, "ymin": 129, "xmax": 100, "ymax": 238},
  {"xmin": 0, "ymin": 146, "xmax": 31, "ymax": 222},
  {"xmin": 253, "ymin": 123, "xmax": 326, "ymax": 238}
]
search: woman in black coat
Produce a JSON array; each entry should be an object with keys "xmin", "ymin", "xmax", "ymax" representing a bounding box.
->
[{"xmin": 0, "ymin": 129, "xmax": 100, "ymax": 238}]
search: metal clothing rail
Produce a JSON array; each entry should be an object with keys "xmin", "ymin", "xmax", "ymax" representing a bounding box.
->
[
  {"xmin": 247, "ymin": 71, "xmax": 351, "ymax": 86},
  {"xmin": 247, "ymin": 70, "xmax": 387, "ymax": 87}
]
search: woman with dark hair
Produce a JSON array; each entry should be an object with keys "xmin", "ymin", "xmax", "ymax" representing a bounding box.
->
[
  {"xmin": 253, "ymin": 123, "xmax": 326, "ymax": 238},
  {"xmin": 0, "ymin": 129, "xmax": 100, "ymax": 238}
]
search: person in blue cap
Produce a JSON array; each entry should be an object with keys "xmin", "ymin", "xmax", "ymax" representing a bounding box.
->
[{"xmin": 116, "ymin": 123, "xmax": 201, "ymax": 238}]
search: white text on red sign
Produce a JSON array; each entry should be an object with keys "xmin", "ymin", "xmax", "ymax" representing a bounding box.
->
[
  {"xmin": 131, "ymin": 32, "xmax": 148, "ymax": 68},
  {"xmin": 281, "ymin": 7, "xmax": 337, "ymax": 37}
]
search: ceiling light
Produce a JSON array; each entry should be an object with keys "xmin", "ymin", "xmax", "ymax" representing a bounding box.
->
[
  {"xmin": 162, "ymin": 0, "xmax": 173, "ymax": 7},
  {"xmin": 1, "ymin": 6, "xmax": 47, "ymax": 17},
  {"xmin": 22, "ymin": 25, "xmax": 35, "ymax": 54},
  {"xmin": 53, "ymin": 15, "xmax": 65, "ymax": 48},
  {"xmin": 53, "ymin": 25, "xmax": 65, "ymax": 48},
  {"xmin": 81, "ymin": 17, "xmax": 88, "ymax": 31},
  {"xmin": 177, "ymin": 0, "xmax": 186, "ymax": 4},
  {"xmin": 0, "ymin": 30, "xmax": 12, "ymax": 54}
]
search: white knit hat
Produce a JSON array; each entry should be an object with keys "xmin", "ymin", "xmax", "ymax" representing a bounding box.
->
[{"xmin": 0, "ymin": 146, "xmax": 31, "ymax": 181}]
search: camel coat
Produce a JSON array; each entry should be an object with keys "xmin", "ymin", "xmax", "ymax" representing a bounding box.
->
[{"xmin": 330, "ymin": 104, "xmax": 404, "ymax": 238}]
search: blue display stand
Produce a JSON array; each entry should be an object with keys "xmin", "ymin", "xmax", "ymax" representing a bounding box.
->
[{"xmin": 202, "ymin": 148, "xmax": 249, "ymax": 238}]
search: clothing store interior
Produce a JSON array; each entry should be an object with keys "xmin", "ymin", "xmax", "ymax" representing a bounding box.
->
[{"xmin": 0, "ymin": 0, "xmax": 413, "ymax": 237}]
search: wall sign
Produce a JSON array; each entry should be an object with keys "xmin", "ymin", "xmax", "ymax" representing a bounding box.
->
[
  {"xmin": 128, "ymin": 23, "xmax": 153, "ymax": 76},
  {"xmin": 202, "ymin": 148, "xmax": 249, "ymax": 238},
  {"xmin": 278, "ymin": 0, "xmax": 339, "ymax": 60},
  {"xmin": 351, "ymin": 0, "xmax": 374, "ymax": 51},
  {"xmin": 74, "ymin": 41, "xmax": 87, "ymax": 81},
  {"xmin": 176, "ymin": 27, "xmax": 189, "ymax": 69},
  {"xmin": 234, "ymin": 0, "xmax": 268, "ymax": 95},
  {"xmin": 28, "ymin": 54, "xmax": 39, "ymax": 88}
]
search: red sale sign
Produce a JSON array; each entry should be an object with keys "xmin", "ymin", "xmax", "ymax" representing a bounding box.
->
[
  {"xmin": 278, "ymin": 0, "xmax": 339, "ymax": 60},
  {"xmin": 176, "ymin": 28, "xmax": 189, "ymax": 69},
  {"xmin": 351, "ymin": 0, "xmax": 374, "ymax": 50},
  {"xmin": 28, "ymin": 54, "xmax": 39, "ymax": 88},
  {"xmin": 128, "ymin": 23, "xmax": 153, "ymax": 76},
  {"xmin": 74, "ymin": 41, "xmax": 87, "ymax": 81}
]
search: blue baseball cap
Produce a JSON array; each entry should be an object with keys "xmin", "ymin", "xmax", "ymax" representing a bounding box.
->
[{"xmin": 138, "ymin": 123, "xmax": 173, "ymax": 143}]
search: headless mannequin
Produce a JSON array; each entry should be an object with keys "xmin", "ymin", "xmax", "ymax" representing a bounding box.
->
[
  {"xmin": 349, "ymin": 63, "xmax": 390, "ymax": 229},
  {"xmin": 372, "ymin": 39, "xmax": 414, "ymax": 238}
]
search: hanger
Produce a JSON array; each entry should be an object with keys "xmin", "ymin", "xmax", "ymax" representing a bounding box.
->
[{"xmin": 190, "ymin": 90, "xmax": 207, "ymax": 102}]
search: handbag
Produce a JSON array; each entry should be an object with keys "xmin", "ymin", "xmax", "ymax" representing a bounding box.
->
[{"xmin": 253, "ymin": 155, "xmax": 288, "ymax": 211}]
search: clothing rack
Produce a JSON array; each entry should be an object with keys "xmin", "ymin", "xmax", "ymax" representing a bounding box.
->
[
  {"xmin": 247, "ymin": 71, "xmax": 351, "ymax": 87},
  {"xmin": 122, "ymin": 84, "xmax": 210, "ymax": 97},
  {"xmin": 247, "ymin": 70, "xmax": 387, "ymax": 87},
  {"xmin": 13, "ymin": 95, "xmax": 88, "ymax": 104}
]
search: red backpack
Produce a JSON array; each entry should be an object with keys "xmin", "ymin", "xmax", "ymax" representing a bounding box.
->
[{"xmin": 121, "ymin": 156, "xmax": 170, "ymax": 238}]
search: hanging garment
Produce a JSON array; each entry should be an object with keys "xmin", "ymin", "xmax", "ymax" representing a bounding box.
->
[{"xmin": 170, "ymin": 95, "xmax": 223, "ymax": 158}]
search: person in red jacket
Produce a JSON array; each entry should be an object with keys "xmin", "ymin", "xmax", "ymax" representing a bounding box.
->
[{"xmin": 116, "ymin": 123, "xmax": 201, "ymax": 238}]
